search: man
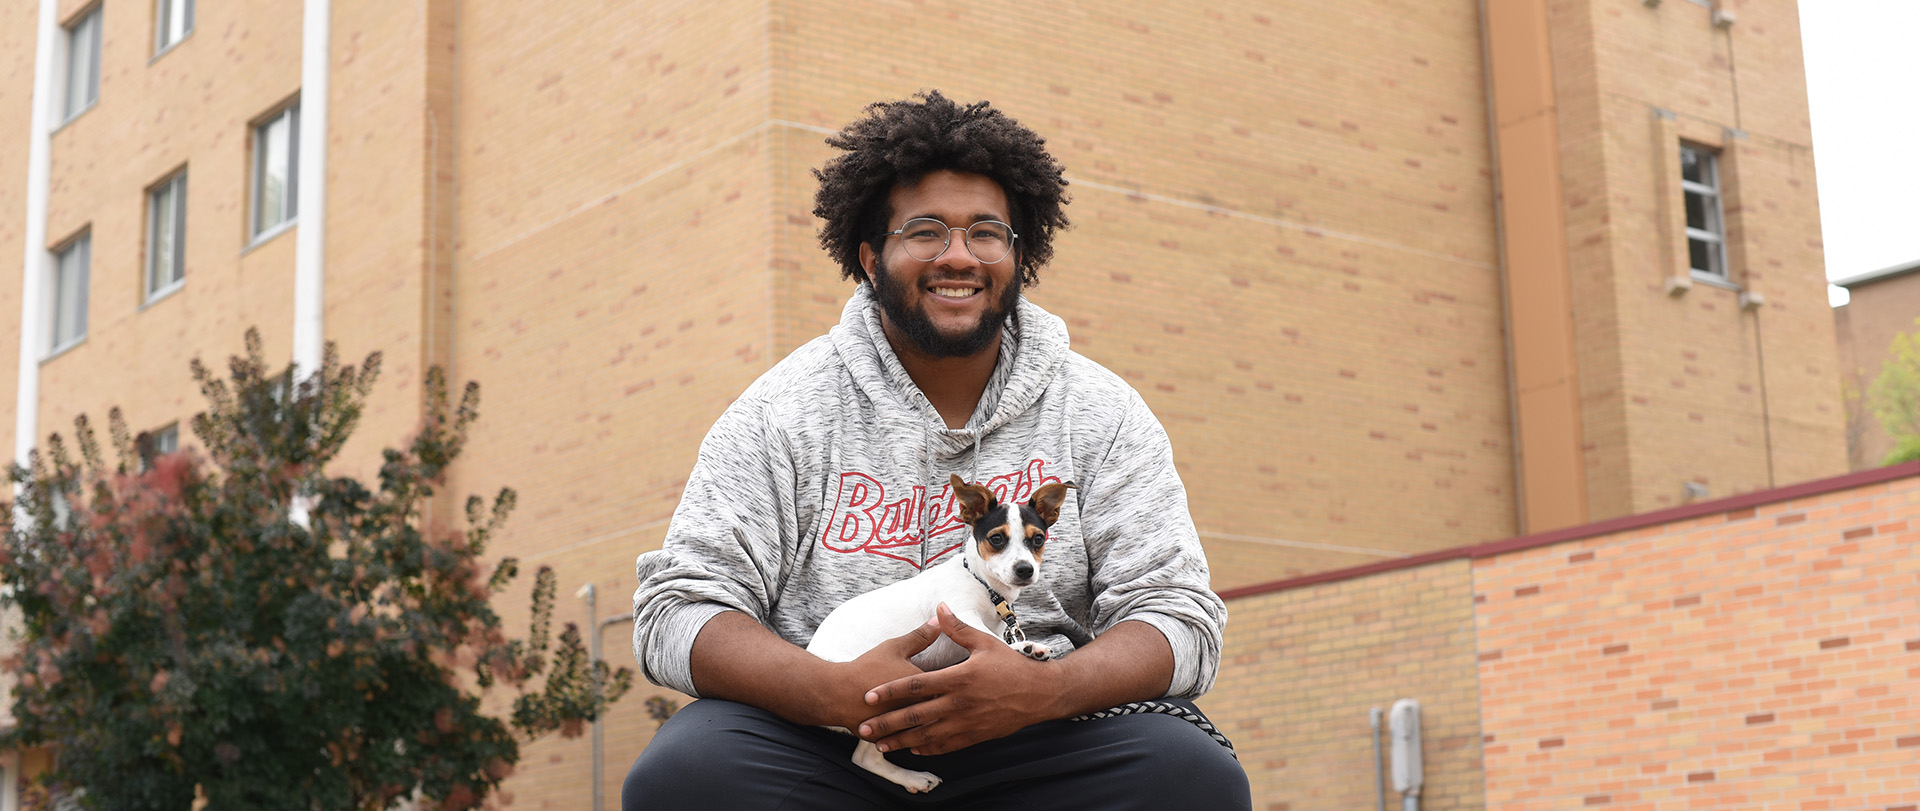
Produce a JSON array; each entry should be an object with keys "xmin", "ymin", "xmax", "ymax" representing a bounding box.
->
[{"xmin": 625, "ymin": 91, "xmax": 1249, "ymax": 809}]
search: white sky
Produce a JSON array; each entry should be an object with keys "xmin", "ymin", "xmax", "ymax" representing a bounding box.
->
[{"xmin": 1800, "ymin": 1, "xmax": 1920, "ymax": 306}]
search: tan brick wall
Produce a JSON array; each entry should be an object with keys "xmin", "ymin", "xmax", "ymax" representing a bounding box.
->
[
  {"xmin": 442, "ymin": 0, "xmax": 774, "ymax": 805},
  {"xmin": 9, "ymin": 0, "xmax": 308, "ymax": 468},
  {"xmin": 1550, "ymin": 0, "xmax": 1848, "ymax": 519},
  {"xmin": 1205, "ymin": 561, "xmax": 1486, "ymax": 811},
  {"xmin": 1835, "ymin": 272, "xmax": 1920, "ymax": 469},
  {"xmin": 1475, "ymin": 474, "xmax": 1920, "ymax": 809},
  {"xmin": 0, "ymin": 2, "xmax": 37, "ymax": 460}
]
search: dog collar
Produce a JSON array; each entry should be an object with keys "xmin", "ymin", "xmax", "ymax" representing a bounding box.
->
[{"xmin": 961, "ymin": 557, "xmax": 1027, "ymax": 644}]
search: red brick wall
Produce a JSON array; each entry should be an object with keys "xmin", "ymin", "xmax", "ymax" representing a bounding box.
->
[
  {"xmin": 1474, "ymin": 471, "xmax": 1920, "ymax": 809},
  {"xmin": 1211, "ymin": 464, "xmax": 1920, "ymax": 811}
]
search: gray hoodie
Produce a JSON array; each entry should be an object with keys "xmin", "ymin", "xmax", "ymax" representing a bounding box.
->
[{"xmin": 631, "ymin": 285, "xmax": 1226, "ymax": 699}]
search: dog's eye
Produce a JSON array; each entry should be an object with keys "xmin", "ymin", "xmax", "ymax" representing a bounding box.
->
[
  {"xmin": 988, "ymin": 532, "xmax": 1007, "ymax": 549},
  {"xmin": 1029, "ymin": 534, "xmax": 1046, "ymax": 549}
]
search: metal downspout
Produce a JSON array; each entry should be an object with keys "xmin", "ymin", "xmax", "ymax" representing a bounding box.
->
[
  {"xmin": 295, "ymin": 0, "xmax": 331, "ymax": 377},
  {"xmin": 15, "ymin": 0, "xmax": 60, "ymax": 474}
]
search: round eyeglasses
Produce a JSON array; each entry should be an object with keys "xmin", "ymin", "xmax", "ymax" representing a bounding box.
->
[{"xmin": 882, "ymin": 218, "xmax": 1019, "ymax": 264}]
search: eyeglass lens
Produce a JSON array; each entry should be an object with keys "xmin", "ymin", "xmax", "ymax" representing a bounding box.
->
[{"xmin": 896, "ymin": 218, "xmax": 1015, "ymax": 264}]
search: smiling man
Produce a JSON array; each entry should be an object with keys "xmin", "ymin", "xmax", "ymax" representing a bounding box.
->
[{"xmin": 626, "ymin": 91, "xmax": 1248, "ymax": 809}]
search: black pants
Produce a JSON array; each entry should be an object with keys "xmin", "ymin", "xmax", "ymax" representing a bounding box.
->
[{"xmin": 622, "ymin": 698, "xmax": 1251, "ymax": 810}]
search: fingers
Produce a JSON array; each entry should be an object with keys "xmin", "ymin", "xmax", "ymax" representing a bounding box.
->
[
  {"xmin": 864, "ymin": 664, "xmax": 951, "ymax": 707},
  {"xmin": 858, "ymin": 694, "xmax": 941, "ymax": 740},
  {"xmin": 859, "ymin": 695, "xmax": 967, "ymax": 753},
  {"xmin": 934, "ymin": 602, "xmax": 996, "ymax": 650}
]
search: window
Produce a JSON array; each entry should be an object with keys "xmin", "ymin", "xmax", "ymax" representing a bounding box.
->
[
  {"xmin": 138, "ymin": 423, "xmax": 180, "ymax": 470},
  {"xmin": 148, "ymin": 172, "xmax": 188, "ymax": 299},
  {"xmin": 1680, "ymin": 144, "xmax": 1727, "ymax": 279},
  {"xmin": 63, "ymin": 6, "xmax": 102, "ymax": 121},
  {"xmin": 252, "ymin": 104, "xmax": 300, "ymax": 238},
  {"xmin": 155, "ymin": 0, "xmax": 193, "ymax": 53},
  {"xmin": 50, "ymin": 234, "xmax": 91, "ymax": 356}
]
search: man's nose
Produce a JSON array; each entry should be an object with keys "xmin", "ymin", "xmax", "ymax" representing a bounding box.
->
[{"xmin": 934, "ymin": 228, "xmax": 978, "ymax": 266}]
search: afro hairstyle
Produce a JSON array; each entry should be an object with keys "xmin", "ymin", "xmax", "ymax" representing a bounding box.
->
[{"xmin": 812, "ymin": 90, "xmax": 1071, "ymax": 287}]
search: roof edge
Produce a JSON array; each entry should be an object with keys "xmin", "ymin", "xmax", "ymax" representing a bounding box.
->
[
  {"xmin": 1219, "ymin": 461, "xmax": 1920, "ymax": 601},
  {"xmin": 1832, "ymin": 257, "xmax": 1920, "ymax": 289}
]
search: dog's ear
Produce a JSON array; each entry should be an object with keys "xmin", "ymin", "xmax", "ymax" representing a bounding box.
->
[
  {"xmin": 951, "ymin": 474, "xmax": 994, "ymax": 524},
  {"xmin": 1027, "ymin": 481, "xmax": 1073, "ymax": 527}
]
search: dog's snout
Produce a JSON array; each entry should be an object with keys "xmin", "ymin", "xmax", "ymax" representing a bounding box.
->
[{"xmin": 1013, "ymin": 561, "xmax": 1034, "ymax": 582}]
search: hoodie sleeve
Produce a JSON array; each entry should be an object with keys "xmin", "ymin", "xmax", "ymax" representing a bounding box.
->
[
  {"xmin": 631, "ymin": 398, "xmax": 799, "ymax": 697},
  {"xmin": 1078, "ymin": 393, "xmax": 1227, "ymax": 699}
]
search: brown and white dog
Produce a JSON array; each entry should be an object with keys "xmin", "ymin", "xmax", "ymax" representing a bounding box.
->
[{"xmin": 805, "ymin": 473, "xmax": 1072, "ymax": 793}]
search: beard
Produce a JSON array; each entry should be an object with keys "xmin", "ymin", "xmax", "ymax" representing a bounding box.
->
[{"xmin": 870, "ymin": 253, "xmax": 1021, "ymax": 359}]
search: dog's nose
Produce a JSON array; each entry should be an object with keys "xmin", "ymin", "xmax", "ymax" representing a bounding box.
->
[{"xmin": 1014, "ymin": 562, "xmax": 1034, "ymax": 582}]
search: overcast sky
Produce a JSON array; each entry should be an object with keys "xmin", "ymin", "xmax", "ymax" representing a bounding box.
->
[{"xmin": 1800, "ymin": 1, "xmax": 1920, "ymax": 306}]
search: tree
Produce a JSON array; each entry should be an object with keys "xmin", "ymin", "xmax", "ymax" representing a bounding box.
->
[
  {"xmin": 1869, "ymin": 317, "xmax": 1920, "ymax": 465},
  {"xmin": 0, "ymin": 331, "xmax": 632, "ymax": 809}
]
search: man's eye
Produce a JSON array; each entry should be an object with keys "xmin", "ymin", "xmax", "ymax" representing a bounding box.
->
[{"xmin": 906, "ymin": 229, "xmax": 944, "ymax": 241}]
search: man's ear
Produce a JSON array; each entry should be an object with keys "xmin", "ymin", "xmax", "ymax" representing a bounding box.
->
[
  {"xmin": 859, "ymin": 241, "xmax": 876, "ymax": 280},
  {"xmin": 1028, "ymin": 481, "xmax": 1073, "ymax": 526},
  {"xmin": 951, "ymin": 474, "xmax": 993, "ymax": 524}
]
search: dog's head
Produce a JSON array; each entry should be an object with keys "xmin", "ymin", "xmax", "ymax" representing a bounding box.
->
[{"xmin": 950, "ymin": 474, "xmax": 1071, "ymax": 594}]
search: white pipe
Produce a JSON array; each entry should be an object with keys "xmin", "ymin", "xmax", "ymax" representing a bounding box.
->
[
  {"xmin": 1370, "ymin": 707, "xmax": 1388, "ymax": 811},
  {"xmin": 15, "ymin": 0, "xmax": 59, "ymax": 472},
  {"xmin": 0, "ymin": 750, "xmax": 20, "ymax": 811},
  {"xmin": 580, "ymin": 583, "xmax": 603, "ymax": 811},
  {"xmin": 294, "ymin": 0, "xmax": 331, "ymax": 379}
]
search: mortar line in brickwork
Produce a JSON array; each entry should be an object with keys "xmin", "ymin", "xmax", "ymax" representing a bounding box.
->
[
  {"xmin": 470, "ymin": 119, "xmax": 833, "ymax": 264},
  {"xmin": 1603, "ymin": 91, "xmax": 1807, "ymax": 152},
  {"xmin": 1061, "ymin": 176, "xmax": 1496, "ymax": 269},
  {"xmin": 522, "ymin": 516, "xmax": 674, "ymax": 564},
  {"xmin": 1197, "ymin": 530, "xmax": 1406, "ymax": 558}
]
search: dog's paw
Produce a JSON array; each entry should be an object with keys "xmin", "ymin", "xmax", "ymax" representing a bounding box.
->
[
  {"xmin": 898, "ymin": 771, "xmax": 942, "ymax": 794},
  {"xmin": 1014, "ymin": 640, "xmax": 1051, "ymax": 660}
]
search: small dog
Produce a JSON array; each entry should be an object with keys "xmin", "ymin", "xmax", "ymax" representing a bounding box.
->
[{"xmin": 806, "ymin": 473, "xmax": 1072, "ymax": 793}]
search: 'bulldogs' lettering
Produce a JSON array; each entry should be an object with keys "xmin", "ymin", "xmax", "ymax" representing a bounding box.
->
[{"xmin": 820, "ymin": 459, "xmax": 1062, "ymax": 568}]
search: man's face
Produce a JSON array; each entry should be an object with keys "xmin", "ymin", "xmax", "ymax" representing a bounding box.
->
[{"xmin": 860, "ymin": 170, "xmax": 1021, "ymax": 360}]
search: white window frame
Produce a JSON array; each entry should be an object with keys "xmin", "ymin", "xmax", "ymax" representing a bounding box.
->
[
  {"xmin": 155, "ymin": 0, "xmax": 194, "ymax": 55},
  {"xmin": 61, "ymin": 5, "xmax": 103, "ymax": 123},
  {"xmin": 49, "ymin": 232, "xmax": 91, "ymax": 358},
  {"xmin": 1680, "ymin": 144, "xmax": 1728, "ymax": 281},
  {"xmin": 251, "ymin": 103, "xmax": 301, "ymax": 241},
  {"xmin": 147, "ymin": 171, "xmax": 189, "ymax": 301},
  {"xmin": 138, "ymin": 423, "xmax": 180, "ymax": 470}
]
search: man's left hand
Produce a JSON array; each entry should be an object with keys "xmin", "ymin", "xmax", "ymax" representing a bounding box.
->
[{"xmin": 856, "ymin": 602, "xmax": 1063, "ymax": 756}]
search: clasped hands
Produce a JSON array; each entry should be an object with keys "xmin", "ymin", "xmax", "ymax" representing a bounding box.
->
[{"xmin": 827, "ymin": 602, "xmax": 1063, "ymax": 757}]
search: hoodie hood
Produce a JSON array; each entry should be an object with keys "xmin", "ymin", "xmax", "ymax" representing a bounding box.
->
[{"xmin": 830, "ymin": 283, "xmax": 1070, "ymax": 451}]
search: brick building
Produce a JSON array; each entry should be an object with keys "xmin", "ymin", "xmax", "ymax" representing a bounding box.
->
[
  {"xmin": 1834, "ymin": 257, "xmax": 1920, "ymax": 469},
  {"xmin": 0, "ymin": 0, "xmax": 1855, "ymax": 807},
  {"xmin": 1208, "ymin": 462, "xmax": 1920, "ymax": 810}
]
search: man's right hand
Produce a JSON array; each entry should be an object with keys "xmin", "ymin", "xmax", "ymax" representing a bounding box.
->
[{"xmin": 686, "ymin": 609, "xmax": 943, "ymax": 729}]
